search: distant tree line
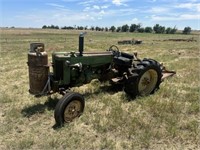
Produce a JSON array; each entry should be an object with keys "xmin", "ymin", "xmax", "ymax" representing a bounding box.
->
[{"xmin": 42, "ymin": 24, "xmax": 192, "ymax": 34}]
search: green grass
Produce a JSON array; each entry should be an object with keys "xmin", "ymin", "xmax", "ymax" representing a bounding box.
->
[{"xmin": 0, "ymin": 28, "xmax": 199, "ymax": 149}]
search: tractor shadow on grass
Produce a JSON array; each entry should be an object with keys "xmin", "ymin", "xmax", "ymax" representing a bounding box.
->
[
  {"xmin": 21, "ymin": 84, "xmax": 134, "ymax": 118},
  {"xmin": 21, "ymin": 96, "xmax": 59, "ymax": 118},
  {"xmin": 21, "ymin": 84, "xmax": 135, "ymax": 129},
  {"xmin": 83, "ymin": 84, "xmax": 135, "ymax": 101}
]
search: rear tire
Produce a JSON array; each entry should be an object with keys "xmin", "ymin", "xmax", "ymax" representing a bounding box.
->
[
  {"xmin": 54, "ymin": 92, "xmax": 85, "ymax": 126},
  {"xmin": 124, "ymin": 59, "xmax": 162, "ymax": 97}
]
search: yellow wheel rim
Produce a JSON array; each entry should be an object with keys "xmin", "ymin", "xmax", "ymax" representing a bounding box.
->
[
  {"xmin": 64, "ymin": 100, "xmax": 82, "ymax": 122},
  {"xmin": 138, "ymin": 69, "xmax": 158, "ymax": 96}
]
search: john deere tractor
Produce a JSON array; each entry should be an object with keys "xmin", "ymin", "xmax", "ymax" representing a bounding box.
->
[{"xmin": 28, "ymin": 33, "xmax": 175, "ymax": 126}]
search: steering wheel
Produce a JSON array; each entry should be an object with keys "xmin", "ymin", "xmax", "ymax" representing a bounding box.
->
[{"xmin": 108, "ymin": 45, "xmax": 120, "ymax": 56}]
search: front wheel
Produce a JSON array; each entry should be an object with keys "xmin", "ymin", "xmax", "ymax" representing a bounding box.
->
[
  {"xmin": 124, "ymin": 59, "xmax": 162, "ymax": 97},
  {"xmin": 54, "ymin": 92, "xmax": 85, "ymax": 126}
]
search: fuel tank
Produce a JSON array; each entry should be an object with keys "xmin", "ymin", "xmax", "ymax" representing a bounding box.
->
[{"xmin": 28, "ymin": 43, "xmax": 49, "ymax": 95}]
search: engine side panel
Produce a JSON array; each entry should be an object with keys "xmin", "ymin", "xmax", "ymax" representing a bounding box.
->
[{"xmin": 52, "ymin": 52, "xmax": 113, "ymax": 87}]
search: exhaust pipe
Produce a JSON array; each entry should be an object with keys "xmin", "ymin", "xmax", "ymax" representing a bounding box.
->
[{"xmin": 79, "ymin": 32, "xmax": 87, "ymax": 56}]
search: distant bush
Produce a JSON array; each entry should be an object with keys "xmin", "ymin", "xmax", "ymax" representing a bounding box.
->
[
  {"xmin": 41, "ymin": 24, "xmax": 182, "ymax": 34},
  {"xmin": 109, "ymin": 26, "xmax": 116, "ymax": 32},
  {"xmin": 42, "ymin": 25, "xmax": 47, "ymax": 29},
  {"xmin": 105, "ymin": 27, "xmax": 109, "ymax": 32},
  {"xmin": 61, "ymin": 26, "xmax": 74, "ymax": 30},
  {"xmin": 42, "ymin": 25, "xmax": 59, "ymax": 29},
  {"xmin": 77, "ymin": 26, "xmax": 84, "ymax": 30},
  {"xmin": 130, "ymin": 24, "xmax": 140, "ymax": 32},
  {"xmin": 95, "ymin": 26, "xmax": 101, "ymax": 31},
  {"xmin": 144, "ymin": 27, "xmax": 153, "ymax": 33},
  {"xmin": 138, "ymin": 27, "xmax": 145, "ymax": 33},
  {"xmin": 121, "ymin": 24, "xmax": 129, "ymax": 32},
  {"xmin": 153, "ymin": 24, "xmax": 165, "ymax": 34},
  {"xmin": 166, "ymin": 27, "xmax": 177, "ymax": 34},
  {"xmin": 183, "ymin": 27, "xmax": 192, "ymax": 34},
  {"xmin": 116, "ymin": 27, "xmax": 121, "ymax": 32}
]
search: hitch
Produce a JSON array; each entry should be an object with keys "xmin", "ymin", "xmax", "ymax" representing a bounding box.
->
[{"xmin": 161, "ymin": 65, "xmax": 176, "ymax": 81}]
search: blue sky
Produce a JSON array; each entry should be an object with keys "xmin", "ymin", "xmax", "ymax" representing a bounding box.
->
[{"xmin": 0, "ymin": 0, "xmax": 199, "ymax": 30}]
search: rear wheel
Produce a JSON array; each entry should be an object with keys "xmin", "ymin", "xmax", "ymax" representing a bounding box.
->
[
  {"xmin": 54, "ymin": 92, "xmax": 85, "ymax": 126},
  {"xmin": 124, "ymin": 59, "xmax": 162, "ymax": 97}
]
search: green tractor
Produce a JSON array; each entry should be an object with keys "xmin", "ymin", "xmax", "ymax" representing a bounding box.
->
[{"xmin": 28, "ymin": 33, "xmax": 175, "ymax": 126}]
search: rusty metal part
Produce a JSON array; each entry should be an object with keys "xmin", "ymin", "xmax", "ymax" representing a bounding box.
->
[
  {"xmin": 28, "ymin": 43, "xmax": 49, "ymax": 95},
  {"xmin": 134, "ymin": 40, "xmax": 142, "ymax": 44},
  {"xmin": 118, "ymin": 39, "xmax": 142, "ymax": 45},
  {"xmin": 64, "ymin": 100, "xmax": 82, "ymax": 122},
  {"xmin": 161, "ymin": 65, "xmax": 176, "ymax": 81},
  {"xmin": 164, "ymin": 37, "xmax": 197, "ymax": 42}
]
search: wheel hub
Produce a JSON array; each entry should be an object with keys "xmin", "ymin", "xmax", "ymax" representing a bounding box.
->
[
  {"xmin": 64, "ymin": 100, "xmax": 81, "ymax": 122},
  {"xmin": 141, "ymin": 77, "xmax": 150, "ymax": 85}
]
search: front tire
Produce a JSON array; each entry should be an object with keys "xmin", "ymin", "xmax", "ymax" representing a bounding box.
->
[
  {"xmin": 54, "ymin": 92, "xmax": 85, "ymax": 126},
  {"xmin": 124, "ymin": 59, "xmax": 162, "ymax": 97}
]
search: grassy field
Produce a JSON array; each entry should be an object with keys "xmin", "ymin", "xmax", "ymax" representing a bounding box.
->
[{"xmin": 0, "ymin": 28, "xmax": 199, "ymax": 149}]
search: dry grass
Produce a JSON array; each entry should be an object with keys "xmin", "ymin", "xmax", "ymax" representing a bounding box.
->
[{"xmin": 0, "ymin": 28, "xmax": 199, "ymax": 149}]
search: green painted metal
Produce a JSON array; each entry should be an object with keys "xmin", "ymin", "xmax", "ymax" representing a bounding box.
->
[{"xmin": 52, "ymin": 51, "xmax": 113, "ymax": 87}]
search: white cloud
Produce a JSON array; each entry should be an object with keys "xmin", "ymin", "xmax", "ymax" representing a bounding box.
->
[
  {"xmin": 15, "ymin": 14, "xmax": 43, "ymax": 22},
  {"xmin": 119, "ymin": 8, "xmax": 137, "ymax": 12},
  {"xmin": 101, "ymin": 5, "xmax": 109, "ymax": 9},
  {"xmin": 132, "ymin": 18, "xmax": 138, "ymax": 22},
  {"xmin": 148, "ymin": 7, "xmax": 169, "ymax": 13},
  {"xmin": 180, "ymin": 14, "xmax": 200, "ymax": 20},
  {"xmin": 192, "ymin": 0, "xmax": 198, "ymax": 1},
  {"xmin": 78, "ymin": 0, "xmax": 95, "ymax": 6},
  {"xmin": 148, "ymin": 0, "xmax": 156, "ymax": 2},
  {"xmin": 113, "ymin": 17, "xmax": 141, "ymax": 26},
  {"xmin": 175, "ymin": 3, "xmax": 200, "ymax": 12},
  {"xmin": 89, "ymin": 16, "xmax": 95, "ymax": 21},
  {"xmin": 46, "ymin": 3, "xmax": 65, "ymax": 8},
  {"xmin": 112, "ymin": 0, "xmax": 127, "ymax": 6},
  {"xmin": 176, "ymin": 3, "xmax": 194, "ymax": 9},
  {"xmin": 93, "ymin": 5, "xmax": 100, "ymax": 10},
  {"xmin": 116, "ymin": 8, "xmax": 138, "ymax": 16},
  {"xmin": 14, "ymin": 7, "xmax": 102, "ymax": 27},
  {"xmin": 112, "ymin": 0, "xmax": 122, "ymax": 5},
  {"xmin": 98, "ymin": 17, "xmax": 102, "ymax": 20},
  {"xmin": 99, "ymin": 10, "xmax": 105, "ymax": 15},
  {"xmin": 62, "ymin": 0, "xmax": 80, "ymax": 2},
  {"xmin": 83, "ymin": 4, "xmax": 109, "ymax": 12},
  {"xmin": 151, "ymin": 15, "xmax": 177, "ymax": 21},
  {"xmin": 151, "ymin": 14, "xmax": 200, "ymax": 21},
  {"xmin": 83, "ymin": 7, "xmax": 90, "ymax": 11}
]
